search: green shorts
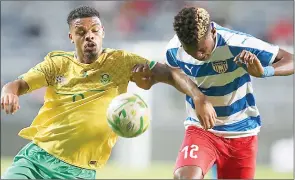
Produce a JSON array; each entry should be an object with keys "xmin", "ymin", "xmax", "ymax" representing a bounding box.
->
[{"xmin": 1, "ymin": 142, "xmax": 96, "ymax": 179}]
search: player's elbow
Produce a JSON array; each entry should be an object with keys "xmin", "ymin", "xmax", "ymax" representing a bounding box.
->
[
  {"xmin": 274, "ymin": 49, "xmax": 293, "ymax": 64},
  {"xmin": 282, "ymin": 50, "xmax": 293, "ymax": 61}
]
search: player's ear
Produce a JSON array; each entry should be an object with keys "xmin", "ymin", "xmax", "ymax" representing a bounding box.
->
[
  {"xmin": 101, "ymin": 26, "xmax": 105, "ymax": 39},
  {"xmin": 211, "ymin": 27, "xmax": 216, "ymax": 36},
  {"xmin": 68, "ymin": 33, "xmax": 74, "ymax": 44}
]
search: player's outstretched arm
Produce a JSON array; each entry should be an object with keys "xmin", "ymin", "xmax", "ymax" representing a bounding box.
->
[
  {"xmin": 131, "ymin": 62, "xmax": 203, "ymax": 97},
  {"xmin": 131, "ymin": 62, "xmax": 183, "ymax": 90},
  {"xmin": 131, "ymin": 63, "xmax": 217, "ymax": 129},
  {"xmin": 1, "ymin": 53, "xmax": 55, "ymax": 115},
  {"xmin": 1, "ymin": 79, "xmax": 29, "ymax": 114}
]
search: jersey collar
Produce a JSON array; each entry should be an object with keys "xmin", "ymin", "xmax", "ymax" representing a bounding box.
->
[{"xmin": 211, "ymin": 22, "xmax": 219, "ymax": 54}]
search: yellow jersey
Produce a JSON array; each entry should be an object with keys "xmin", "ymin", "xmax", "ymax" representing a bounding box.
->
[{"xmin": 17, "ymin": 48, "xmax": 156, "ymax": 170}]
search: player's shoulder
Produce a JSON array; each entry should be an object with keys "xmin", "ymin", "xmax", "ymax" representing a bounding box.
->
[
  {"xmin": 45, "ymin": 50, "xmax": 75, "ymax": 62},
  {"xmin": 104, "ymin": 48, "xmax": 136, "ymax": 58},
  {"xmin": 166, "ymin": 34, "xmax": 182, "ymax": 51},
  {"xmin": 213, "ymin": 22, "xmax": 257, "ymax": 48}
]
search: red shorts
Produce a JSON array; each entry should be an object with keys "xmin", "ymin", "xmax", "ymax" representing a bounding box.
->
[{"xmin": 174, "ymin": 126, "xmax": 258, "ymax": 179}]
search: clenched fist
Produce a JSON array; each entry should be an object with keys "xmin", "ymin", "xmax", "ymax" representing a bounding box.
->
[
  {"xmin": 194, "ymin": 96, "xmax": 217, "ymax": 130},
  {"xmin": 234, "ymin": 50, "xmax": 265, "ymax": 77}
]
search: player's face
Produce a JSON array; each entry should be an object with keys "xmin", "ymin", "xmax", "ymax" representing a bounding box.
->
[
  {"xmin": 182, "ymin": 28, "xmax": 216, "ymax": 61},
  {"xmin": 69, "ymin": 17, "xmax": 105, "ymax": 60}
]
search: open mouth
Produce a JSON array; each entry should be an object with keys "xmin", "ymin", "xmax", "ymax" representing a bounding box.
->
[{"xmin": 84, "ymin": 42, "xmax": 96, "ymax": 51}]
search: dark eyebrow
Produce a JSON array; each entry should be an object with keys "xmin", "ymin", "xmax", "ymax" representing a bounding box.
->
[
  {"xmin": 74, "ymin": 25, "xmax": 84, "ymax": 29},
  {"xmin": 74, "ymin": 23, "xmax": 101, "ymax": 29},
  {"xmin": 91, "ymin": 23, "xmax": 101, "ymax": 27}
]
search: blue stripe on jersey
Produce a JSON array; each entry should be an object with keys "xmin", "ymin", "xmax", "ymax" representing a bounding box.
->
[
  {"xmin": 176, "ymin": 57, "xmax": 239, "ymax": 78},
  {"xmin": 214, "ymin": 93, "xmax": 255, "ymax": 117},
  {"xmin": 186, "ymin": 115, "xmax": 261, "ymax": 132},
  {"xmin": 166, "ymin": 48, "xmax": 179, "ymax": 67},
  {"xmin": 216, "ymin": 33, "xmax": 227, "ymax": 47},
  {"xmin": 213, "ymin": 115, "xmax": 261, "ymax": 131},
  {"xmin": 229, "ymin": 46, "xmax": 274, "ymax": 67},
  {"xmin": 186, "ymin": 93, "xmax": 256, "ymax": 117},
  {"xmin": 216, "ymin": 24, "xmax": 276, "ymax": 66},
  {"xmin": 198, "ymin": 73, "xmax": 251, "ymax": 96}
]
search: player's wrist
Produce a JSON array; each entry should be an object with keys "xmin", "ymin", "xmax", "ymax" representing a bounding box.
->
[
  {"xmin": 192, "ymin": 93, "xmax": 207, "ymax": 104},
  {"xmin": 261, "ymin": 66, "xmax": 275, "ymax": 78},
  {"xmin": 2, "ymin": 82, "xmax": 20, "ymax": 97}
]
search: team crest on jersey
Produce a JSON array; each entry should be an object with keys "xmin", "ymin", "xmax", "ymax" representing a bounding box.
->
[
  {"xmin": 100, "ymin": 73, "xmax": 111, "ymax": 84},
  {"xmin": 56, "ymin": 75, "xmax": 67, "ymax": 85},
  {"xmin": 212, "ymin": 60, "xmax": 228, "ymax": 74}
]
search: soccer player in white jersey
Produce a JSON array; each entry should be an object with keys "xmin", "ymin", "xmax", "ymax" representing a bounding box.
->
[{"xmin": 162, "ymin": 7, "xmax": 294, "ymax": 179}]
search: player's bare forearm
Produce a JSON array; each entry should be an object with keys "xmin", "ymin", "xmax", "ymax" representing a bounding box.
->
[
  {"xmin": 150, "ymin": 63, "xmax": 174, "ymax": 86},
  {"xmin": 132, "ymin": 62, "xmax": 208, "ymax": 101},
  {"xmin": 272, "ymin": 49, "xmax": 294, "ymax": 76},
  {"xmin": 132, "ymin": 63, "xmax": 172, "ymax": 90},
  {"xmin": 169, "ymin": 68, "xmax": 206, "ymax": 102},
  {"xmin": 2, "ymin": 79, "xmax": 29, "ymax": 96},
  {"xmin": 151, "ymin": 64, "xmax": 205, "ymax": 101}
]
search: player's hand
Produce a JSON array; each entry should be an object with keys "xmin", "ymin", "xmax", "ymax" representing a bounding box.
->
[
  {"xmin": 1, "ymin": 92, "xmax": 20, "ymax": 114},
  {"xmin": 234, "ymin": 50, "xmax": 264, "ymax": 77},
  {"xmin": 131, "ymin": 63, "xmax": 154, "ymax": 90},
  {"xmin": 194, "ymin": 97, "xmax": 217, "ymax": 130}
]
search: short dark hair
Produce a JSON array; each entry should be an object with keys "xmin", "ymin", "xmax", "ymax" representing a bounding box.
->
[
  {"xmin": 67, "ymin": 6, "xmax": 100, "ymax": 25},
  {"xmin": 173, "ymin": 7, "xmax": 210, "ymax": 45}
]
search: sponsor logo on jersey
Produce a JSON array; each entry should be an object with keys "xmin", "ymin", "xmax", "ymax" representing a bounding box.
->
[
  {"xmin": 184, "ymin": 64, "xmax": 193, "ymax": 74},
  {"xmin": 56, "ymin": 75, "xmax": 67, "ymax": 85}
]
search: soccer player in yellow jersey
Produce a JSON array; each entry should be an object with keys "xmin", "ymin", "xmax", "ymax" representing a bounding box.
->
[{"xmin": 1, "ymin": 6, "xmax": 201, "ymax": 179}]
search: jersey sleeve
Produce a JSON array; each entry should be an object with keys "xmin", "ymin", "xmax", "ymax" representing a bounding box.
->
[
  {"xmin": 228, "ymin": 35, "xmax": 279, "ymax": 67},
  {"xmin": 18, "ymin": 53, "xmax": 56, "ymax": 93},
  {"xmin": 165, "ymin": 48, "xmax": 179, "ymax": 68},
  {"xmin": 164, "ymin": 35, "xmax": 181, "ymax": 68}
]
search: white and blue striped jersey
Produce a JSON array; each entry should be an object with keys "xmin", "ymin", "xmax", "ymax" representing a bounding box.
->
[{"xmin": 165, "ymin": 22, "xmax": 279, "ymax": 138}]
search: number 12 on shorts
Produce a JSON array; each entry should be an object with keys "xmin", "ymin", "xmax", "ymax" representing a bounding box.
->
[{"xmin": 181, "ymin": 144, "xmax": 199, "ymax": 159}]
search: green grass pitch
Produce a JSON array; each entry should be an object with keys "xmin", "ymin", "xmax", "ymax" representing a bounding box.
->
[{"xmin": 1, "ymin": 157, "xmax": 293, "ymax": 179}]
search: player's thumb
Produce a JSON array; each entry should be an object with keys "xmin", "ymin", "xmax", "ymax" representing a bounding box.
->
[
  {"xmin": 234, "ymin": 60, "xmax": 243, "ymax": 67},
  {"xmin": 197, "ymin": 115, "xmax": 205, "ymax": 126}
]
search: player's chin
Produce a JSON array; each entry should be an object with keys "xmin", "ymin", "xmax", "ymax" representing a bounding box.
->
[
  {"xmin": 199, "ymin": 56, "xmax": 211, "ymax": 61},
  {"xmin": 84, "ymin": 51, "xmax": 98, "ymax": 58},
  {"xmin": 84, "ymin": 47, "xmax": 98, "ymax": 53}
]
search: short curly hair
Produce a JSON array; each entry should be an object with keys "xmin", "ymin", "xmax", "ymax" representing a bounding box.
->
[
  {"xmin": 173, "ymin": 7, "xmax": 210, "ymax": 45},
  {"xmin": 67, "ymin": 6, "xmax": 100, "ymax": 25}
]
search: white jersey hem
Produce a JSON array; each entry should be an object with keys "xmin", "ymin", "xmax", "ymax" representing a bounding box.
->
[{"xmin": 184, "ymin": 123, "xmax": 260, "ymax": 138}]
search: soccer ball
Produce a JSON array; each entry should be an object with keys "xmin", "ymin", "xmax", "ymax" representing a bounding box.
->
[{"xmin": 106, "ymin": 93, "xmax": 150, "ymax": 138}]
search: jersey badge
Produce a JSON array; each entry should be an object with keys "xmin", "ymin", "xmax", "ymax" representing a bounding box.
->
[
  {"xmin": 212, "ymin": 60, "xmax": 228, "ymax": 74},
  {"xmin": 100, "ymin": 73, "xmax": 111, "ymax": 85},
  {"xmin": 56, "ymin": 75, "xmax": 67, "ymax": 85}
]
